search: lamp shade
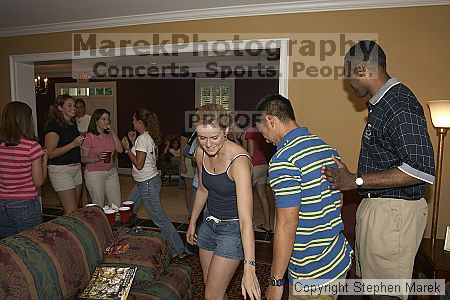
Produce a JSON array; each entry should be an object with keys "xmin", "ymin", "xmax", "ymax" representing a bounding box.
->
[{"xmin": 428, "ymin": 100, "xmax": 450, "ymax": 128}]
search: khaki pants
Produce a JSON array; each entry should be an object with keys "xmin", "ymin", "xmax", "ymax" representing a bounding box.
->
[
  {"xmin": 355, "ymin": 197, "xmax": 427, "ymax": 299},
  {"xmin": 84, "ymin": 168, "xmax": 121, "ymax": 207}
]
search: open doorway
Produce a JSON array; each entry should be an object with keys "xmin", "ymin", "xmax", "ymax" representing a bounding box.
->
[
  {"xmin": 10, "ymin": 38, "xmax": 289, "ymax": 236},
  {"xmin": 10, "ymin": 38, "xmax": 289, "ymax": 131}
]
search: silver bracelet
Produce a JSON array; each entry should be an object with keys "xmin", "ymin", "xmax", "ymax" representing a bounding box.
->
[{"xmin": 243, "ymin": 260, "xmax": 256, "ymax": 267}]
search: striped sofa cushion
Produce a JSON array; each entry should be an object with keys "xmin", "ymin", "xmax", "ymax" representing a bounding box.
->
[
  {"xmin": 126, "ymin": 264, "xmax": 193, "ymax": 300},
  {"xmin": 0, "ymin": 207, "xmax": 112, "ymax": 300},
  {"xmin": 102, "ymin": 230, "xmax": 173, "ymax": 288}
]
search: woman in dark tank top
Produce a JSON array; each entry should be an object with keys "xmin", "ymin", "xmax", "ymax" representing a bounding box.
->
[{"xmin": 186, "ymin": 104, "xmax": 260, "ymax": 300}]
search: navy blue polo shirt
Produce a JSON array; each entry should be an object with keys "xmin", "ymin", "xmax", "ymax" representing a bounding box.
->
[{"xmin": 358, "ymin": 78, "xmax": 435, "ymax": 200}]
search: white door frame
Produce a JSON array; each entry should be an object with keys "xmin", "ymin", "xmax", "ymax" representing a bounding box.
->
[{"xmin": 10, "ymin": 38, "xmax": 290, "ymax": 133}]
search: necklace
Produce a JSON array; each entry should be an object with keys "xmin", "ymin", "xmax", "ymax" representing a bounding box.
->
[
  {"xmin": 212, "ymin": 157, "xmax": 217, "ymax": 172},
  {"xmin": 210, "ymin": 141, "xmax": 226, "ymax": 173}
]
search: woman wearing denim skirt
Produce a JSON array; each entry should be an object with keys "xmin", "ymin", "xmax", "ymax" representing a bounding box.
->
[
  {"xmin": 186, "ymin": 104, "xmax": 260, "ymax": 300},
  {"xmin": 121, "ymin": 108, "xmax": 185, "ymax": 258}
]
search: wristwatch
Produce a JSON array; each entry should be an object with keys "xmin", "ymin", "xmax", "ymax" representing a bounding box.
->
[
  {"xmin": 268, "ymin": 275, "xmax": 285, "ymax": 286},
  {"xmin": 355, "ymin": 172, "xmax": 364, "ymax": 188}
]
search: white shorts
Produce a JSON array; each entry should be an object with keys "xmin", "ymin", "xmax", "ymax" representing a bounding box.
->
[{"xmin": 48, "ymin": 164, "xmax": 83, "ymax": 192}]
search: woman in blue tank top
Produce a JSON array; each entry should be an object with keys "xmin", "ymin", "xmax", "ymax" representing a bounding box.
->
[{"xmin": 186, "ymin": 104, "xmax": 260, "ymax": 300}]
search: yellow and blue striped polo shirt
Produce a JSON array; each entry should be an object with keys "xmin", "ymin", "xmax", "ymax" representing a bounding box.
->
[{"xmin": 269, "ymin": 127, "xmax": 353, "ymax": 285}]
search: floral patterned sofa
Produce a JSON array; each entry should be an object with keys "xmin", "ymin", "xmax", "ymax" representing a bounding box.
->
[{"xmin": 0, "ymin": 207, "xmax": 192, "ymax": 300}]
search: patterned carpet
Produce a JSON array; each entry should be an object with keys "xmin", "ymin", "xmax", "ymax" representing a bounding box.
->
[{"xmin": 173, "ymin": 255, "xmax": 274, "ymax": 300}]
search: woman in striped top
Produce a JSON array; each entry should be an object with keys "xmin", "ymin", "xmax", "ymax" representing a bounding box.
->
[{"xmin": 0, "ymin": 101, "xmax": 48, "ymax": 238}]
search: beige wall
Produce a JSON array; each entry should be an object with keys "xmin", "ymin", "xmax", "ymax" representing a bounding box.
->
[{"xmin": 1, "ymin": 5, "xmax": 449, "ymax": 238}]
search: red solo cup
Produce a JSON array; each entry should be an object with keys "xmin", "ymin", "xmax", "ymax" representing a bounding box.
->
[
  {"xmin": 104, "ymin": 209, "xmax": 116, "ymax": 227},
  {"xmin": 119, "ymin": 207, "xmax": 131, "ymax": 224},
  {"xmin": 122, "ymin": 201, "xmax": 134, "ymax": 212},
  {"xmin": 103, "ymin": 151, "xmax": 112, "ymax": 163}
]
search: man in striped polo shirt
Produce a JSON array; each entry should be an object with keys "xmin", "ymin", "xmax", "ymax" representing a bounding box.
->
[{"xmin": 256, "ymin": 94, "xmax": 353, "ymax": 300}]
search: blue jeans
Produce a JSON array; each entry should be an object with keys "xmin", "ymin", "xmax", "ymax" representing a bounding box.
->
[
  {"xmin": 0, "ymin": 198, "xmax": 42, "ymax": 239},
  {"xmin": 127, "ymin": 184, "xmax": 142, "ymax": 214},
  {"xmin": 136, "ymin": 176, "xmax": 185, "ymax": 256}
]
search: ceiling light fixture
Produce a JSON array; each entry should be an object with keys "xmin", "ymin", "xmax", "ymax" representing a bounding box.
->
[{"xmin": 35, "ymin": 75, "xmax": 48, "ymax": 95}]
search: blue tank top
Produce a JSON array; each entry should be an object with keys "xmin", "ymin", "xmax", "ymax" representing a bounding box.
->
[{"xmin": 201, "ymin": 152, "xmax": 251, "ymax": 219}]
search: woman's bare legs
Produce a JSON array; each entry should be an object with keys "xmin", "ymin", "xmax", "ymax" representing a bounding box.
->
[
  {"xmin": 57, "ymin": 184, "xmax": 82, "ymax": 215},
  {"xmin": 75, "ymin": 184, "xmax": 82, "ymax": 205},
  {"xmin": 183, "ymin": 177, "xmax": 193, "ymax": 212},
  {"xmin": 199, "ymin": 248, "xmax": 240, "ymax": 300},
  {"xmin": 255, "ymin": 182, "xmax": 271, "ymax": 231}
]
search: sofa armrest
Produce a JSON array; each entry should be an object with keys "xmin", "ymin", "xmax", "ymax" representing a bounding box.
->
[{"xmin": 0, "ymin": 207, "xmax": 113, "ymax": 299}]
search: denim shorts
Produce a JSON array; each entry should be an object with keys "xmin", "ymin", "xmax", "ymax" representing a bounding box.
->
[{"xmin": 196, "ymin": 212, "xmax": 244, "ymax": 260}]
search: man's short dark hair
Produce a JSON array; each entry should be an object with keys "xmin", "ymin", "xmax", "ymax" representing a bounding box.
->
[
  {"xmin": 344, "ymin": 40, "xmax": 387, "ymax": 70},
  {"xmin": 255, "ymin": 94, "xmax": 296, "ymax": 123},
  {"xmin": 75, "ymin": 98, "xmax": 86, "ymax": 107}
]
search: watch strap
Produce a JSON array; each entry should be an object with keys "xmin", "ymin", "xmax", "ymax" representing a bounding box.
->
[{"xmin": 268, "ymin": 275, "xmax": 285, "ymax": 286}]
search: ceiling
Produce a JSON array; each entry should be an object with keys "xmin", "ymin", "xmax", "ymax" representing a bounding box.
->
[
  {"xmin": 1, "ymin": 0, "xmax": 448, "ymax": 37},
  {"xmin": 1, "ymin": 0, "xmax": 300, "ymax": 29},
  {"xmin": 9, "ymin": 0, "xmax": 447, "ymax": 78}
]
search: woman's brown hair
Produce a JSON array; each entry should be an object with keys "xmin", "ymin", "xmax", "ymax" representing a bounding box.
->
[
  {"xmin": 44, "ymin": 94, "xmax": 75, "ymax": 130},
  {"xmin": 133, "ymin": 109, "xmax": 162, "ymax": 146},
  {"xmin": 0, "ymin": 101, "xmax": 37, "ymax": 146},
  {"xmin": 88, "ymin": 108, "xmax": 111, "ymax": 136},
  {"xmin": 148, "ymin": 112, "xmax": 162, "ymax": 146}
]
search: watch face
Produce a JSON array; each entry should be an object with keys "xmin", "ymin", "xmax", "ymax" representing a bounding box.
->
[{"xmin": 356, "ymin": 177, "xmax": 364, "ymax": 186}]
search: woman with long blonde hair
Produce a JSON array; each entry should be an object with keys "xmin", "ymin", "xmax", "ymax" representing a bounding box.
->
[{"xmin": 187, "ymin": 104, "xmax": 260, "ymax": 300}]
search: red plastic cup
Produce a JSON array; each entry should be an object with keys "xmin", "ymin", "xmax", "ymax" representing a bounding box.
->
[
  {"xmin": 123, "ymin": 201, "xmax": 134, "ymax": 212},
  {"xmin": 119, "ymin": 207, "xmax": 131, "ymax": 224},
  {"xmin": 103, "ymin": 151, "xmax": 112, "ymax": 163},
  {"xmin": 104, "ymin": 209, "xmax": 116, "ymax": 227}
]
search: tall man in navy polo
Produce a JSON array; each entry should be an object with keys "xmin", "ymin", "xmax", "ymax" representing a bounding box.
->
[
  {"xmin": 322, "ymin": 41, "xmax": 435, "ymax": 299},
  {"xmin": 256, "ymin": 94, "xmax": 353, "ymax": 300}
]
